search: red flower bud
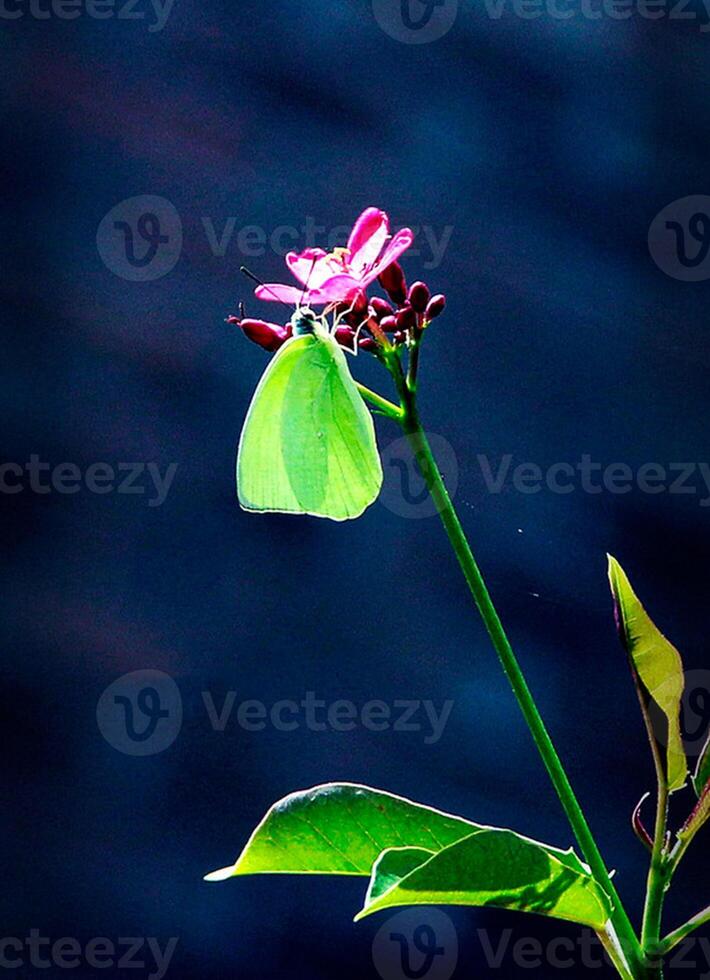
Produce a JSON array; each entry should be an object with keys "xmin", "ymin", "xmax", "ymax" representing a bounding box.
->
[
  {"xmin": 393, "ymin": 330, "xmax": 407, "ymax": 345},
  {"xmin": 369, "ymin": 297, "xmax": 394, "ymax": 321},
  {"xmin": 378, "ymin": 261, "xmax": 407, "ymax": 306},
  {"xmin": 425, "ymin": 294, "xmax": 446, "ymax": 320},
  {"xmin": 359, "ymin": 336, "xmax": 378, "ymax": 352},
  {"xmin": 350, "ymin": 289, "xmax": 369, "ymax": 316},
  {"xmin": 334, "ymin": 325, "xmax": 357, "ymax": 351},
  {"xmin": 379, "ymin": 315, "xmax": 398, "ymax": 332},
  {"xmin": 395, "ymin": 305, "xmax": 418, "ymax": 331},
  {"xmin": 407, "ymin": 281, "xmax": 430, "ymax": 313},
  {"xmin": 228, "ymin": 316, "xmax": 291, "ymax": 352}
]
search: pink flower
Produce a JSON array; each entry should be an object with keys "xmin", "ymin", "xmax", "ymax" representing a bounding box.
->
[{"xmin": 255, "ymin": 208, "xmax": 414, "ymax": 306}]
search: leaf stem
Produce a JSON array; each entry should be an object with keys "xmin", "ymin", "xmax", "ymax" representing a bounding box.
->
[
  {"xmin": 641, "ymin": 782, "xmax": 669, "ymax": 955},
  {"xmin": 397, "ymin": 396, "xmax": 645, "ymax": 976},
  {"xmin": 660, "ymin": 905, "xmax": 710, "ymax": 954},
  {"xmin": 406, "ymin": 332, "xmax": 422, "ymax": 394},
  {"xmin": 599, "ymin": 928, "xmax": 637, "ymax": 980},
  {"xmin": 355, "ymin": 383, "xmax": 403, "ymax": 421},
  {"xmin": 626, "ymin": 628, "xmax": 671, "ymax": 968}
]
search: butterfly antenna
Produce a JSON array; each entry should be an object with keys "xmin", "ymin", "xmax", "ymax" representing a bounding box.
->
[
  {"xmin": 240, "ymin": 266, "xmax": 291, "ymax": 313},
  {"xmin": 298, "ymin": 257, "xmax": 318, "ymax": 311}
]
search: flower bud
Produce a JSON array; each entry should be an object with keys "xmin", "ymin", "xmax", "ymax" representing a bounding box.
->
[
  {"xmin": 369, "ymin": 297, "xmax": 394, "ymax": 321},
  {"xmin": 407, "ymin": 281, "xmax": 430, "ymax": 313},
  {"xmin": 344, "ymin": 309, "xmax": 363, "ymax": 328},
  {"xmin": 378, "ymin": 261, "xmax": 407, "ymax": 306},
  {"xmin": 393, "ymin": 330, "xmax": 407, "ymax": 345},
  {"xmin": 379, "ymin": 315, "xmax": 398, "ymax": 333},
  {"xmin": 359, "ymin": 336, "xmax": 378, "ymax": 352},
  {"xmin": 395, "ymin": 305, "xmax": 418, "ymax": 331},
  {"xmin": 349, "ymin": 288, "xmax": 369, "ymax": 316},
  {"xmin": 228, "ymin": 316, "xmax": 291, "ymax": 352},
  {"xmin": 425, "ymin": 294, "xmax": 446, "ymax": 320},
  {"xmin": 334, "ymin": 325, "xmax": 357, "ymax": 351}
]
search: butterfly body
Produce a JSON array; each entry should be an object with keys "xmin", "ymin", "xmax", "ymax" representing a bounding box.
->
[
  {"xmin": 290, "ymin": 307, "xmax": 320, "ymax": 337},
  {"xmin": 237, "ymin": 316, "xmax": 383, "ymax": 522}
]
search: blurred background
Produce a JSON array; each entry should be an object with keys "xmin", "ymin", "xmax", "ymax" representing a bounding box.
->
[{"xmin": 3, "ymin": 0, "xmax": 710, "ymax": 975}]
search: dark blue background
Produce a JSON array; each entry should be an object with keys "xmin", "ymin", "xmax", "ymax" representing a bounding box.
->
[{"xmin": 3, "ymin": 0, "xmax": 710, "ymax": 976}]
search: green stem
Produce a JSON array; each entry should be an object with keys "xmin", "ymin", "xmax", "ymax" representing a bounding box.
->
[
  {"xmin": 660, "ymin": 905, "xmax": 710, "ymax": 954},
  {"xmin": 398, "ymin": 398, "xmax": 645, "ymax": 976},
  {"xmin": 634, "ymin": 660, "xmax": 670, "ymax": 976},
  {"xmin": 406, "ymin": 332, "xmax": 422, "ymax": 393},
  {"xmin": 355, "ymin": 383, "xmax": 403, "ymax": 421},
  {"xmin": 641, "ymin": 784, "xmax": 669, "ymax": 959},
  {"xmin": 599, "ymin": 928, "xmax": 637, "ymax": 980}
]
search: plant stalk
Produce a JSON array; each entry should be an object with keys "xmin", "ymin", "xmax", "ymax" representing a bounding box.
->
[
  {"xmin": 396, "ymin": 396, "xmax": 645, "ymax": 976},
  {"xmin": 640, "ymin": 779, "xmax": 669, "ymax": 974},
  {"xmin": 355, "ymin": 383, "xmax": 403, "ymax": 421},
  {"xmin": 660, "ymin": 905, "xmax": 710, "ymax": 954},
  {"xmin": 631, "ymin": 651, "xmax": 671, "ymax": 979}
]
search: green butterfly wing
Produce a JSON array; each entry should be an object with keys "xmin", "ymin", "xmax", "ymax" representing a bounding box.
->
[{"xmin": 237, "ymin": 333, "xmax": 383, "ymax": 521}]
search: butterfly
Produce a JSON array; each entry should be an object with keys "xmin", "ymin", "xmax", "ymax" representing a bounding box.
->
[{"xmin": 237, "ymin": 306, "xmax": 383, "ymax": 521}]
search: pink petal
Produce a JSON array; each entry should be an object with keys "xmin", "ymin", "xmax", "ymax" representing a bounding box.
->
[
  {"xmin": 347, "ymin": 207, "xmax": 389, "ymax": 276},
  {"xmin": 285, "ymin": 248, "xmax": 331, "ymax": 288},
  {"xmin": 254, "ymin": 283, "xmax": 307, "ymax": 304},
  {"xmin": 363, "ymin": 227, "xmax": 414, "ymax": 286},
  {"xmin": 308, "ymin": 274, "xmax": 363, "ymax": 304}
]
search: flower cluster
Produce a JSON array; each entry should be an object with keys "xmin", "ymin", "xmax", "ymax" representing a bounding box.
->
[{"xmin": 228, "ymin": 207, "xmax": 445, "ymax": 355}]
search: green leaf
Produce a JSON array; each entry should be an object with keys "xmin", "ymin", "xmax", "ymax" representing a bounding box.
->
[
  {"xmin": 693, "ymin": 732, "xmax": 710, "ymax": 798},
  {"xmin": 608, "ymin": 556, "xmax": 687, "ymax": 793},
  {"xmin": 364, "ymin": 847, "xmax": 435, "ymax": 903},
  {"xmin": 355, "ymin": 829, "xmax": 612, "ymax": 930},
  {"xmin": 204, "ymin": 783, "xmax": 486, "ymax": 881}
]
